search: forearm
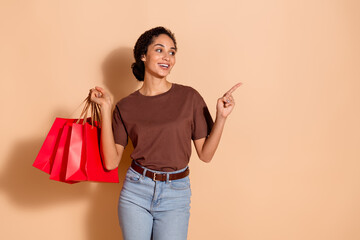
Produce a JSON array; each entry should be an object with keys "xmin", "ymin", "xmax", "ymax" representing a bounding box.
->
[
  {"xmin": 99, "ymin": 107, "xmax": 122, "ymax": 170},
  {"xmin": 199, "ymin": 116, "xmax": 227, "ymax": 162}
]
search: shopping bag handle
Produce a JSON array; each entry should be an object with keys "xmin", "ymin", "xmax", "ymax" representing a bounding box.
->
[{"xmin": 76, "ymin": 91, "xmax": 101, "ymax": 127}]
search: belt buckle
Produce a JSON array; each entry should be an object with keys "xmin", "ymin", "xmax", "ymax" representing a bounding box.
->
[{"xmin": 153, "ymin": 172, "xmax": 158, "ymax": 181}]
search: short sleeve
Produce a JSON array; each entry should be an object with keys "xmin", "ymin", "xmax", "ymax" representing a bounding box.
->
[
  {"xmin": 112, "ymin": 105, "xmax": 128, "ymax": 147},
  {"xmin": 191, "ymin": 90, "xmax": 214, "ymax": 140}
]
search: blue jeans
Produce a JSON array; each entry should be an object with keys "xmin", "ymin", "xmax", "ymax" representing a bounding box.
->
[{"xmin": 118, "ymin": 163, "xmax": 191, "ymax": 240}]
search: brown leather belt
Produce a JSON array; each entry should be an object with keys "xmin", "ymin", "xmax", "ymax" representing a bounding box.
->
[{"xmin": 131, "ymin": 161, "xmax": 189, "ymax": 181}]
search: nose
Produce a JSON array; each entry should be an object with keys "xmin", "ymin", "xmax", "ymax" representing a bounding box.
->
[{"xmin": 162, "ymin": 52, "xmax": 170, "ymax": 61}]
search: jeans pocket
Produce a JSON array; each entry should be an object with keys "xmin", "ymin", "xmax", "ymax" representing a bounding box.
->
[
  {"xmin": 126, "ymin": 168, "xmax": 141, "ymax": 183},
  {"xmin": 169, "ymin": 177, "xmax": 190, "ymax": 190}
]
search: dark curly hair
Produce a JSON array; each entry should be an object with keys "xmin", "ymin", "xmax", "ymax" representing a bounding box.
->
[{"xmin": 131, "ymin": 26, "xmax": 177, "ymax": 81}]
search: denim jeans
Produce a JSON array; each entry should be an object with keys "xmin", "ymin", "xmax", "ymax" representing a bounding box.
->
[{"xmin": 118, "ymin": 163, "xmax": 191, "ymax": 240}]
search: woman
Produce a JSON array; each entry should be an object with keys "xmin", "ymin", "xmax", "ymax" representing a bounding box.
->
[{"xmin": 90, "ymin": 26, "xmax": 241, "ymax": 240}]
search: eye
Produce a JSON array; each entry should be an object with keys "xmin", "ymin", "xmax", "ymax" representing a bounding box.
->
[
  {"xmin": 156, "ymin": 49, "xmax": 162, "ymax": 53},
  {"xmin": 169, "ymin": 51, "xmax": 176, "ymax": 56}
]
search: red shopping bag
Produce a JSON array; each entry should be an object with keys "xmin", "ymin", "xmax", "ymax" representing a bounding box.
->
[
  {"xmin": 63, "ymin": 120, "xmax": 119, "ymax": 183},
  {"xmin": 65, "ymin": 122, "xmax": 87, "ymax": 181},
  {"xmin": 33, "ymin": 118, "xmax": 74, "ymax": 174},
  {"xmin": 49, "ymin": 122, "xmax": 78, "ymax": 184},
  {"xmin": 85, "ymin": 122, "xmax": 118, "ymax": 182}
]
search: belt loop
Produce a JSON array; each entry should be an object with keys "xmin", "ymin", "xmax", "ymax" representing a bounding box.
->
[
  {"xmin": 142, "ymin": 169, "xmax": 147, "ymax": 179},
  {"xmin": 166, "ymin": 173, "xmax": 170, "ymax": 184}
]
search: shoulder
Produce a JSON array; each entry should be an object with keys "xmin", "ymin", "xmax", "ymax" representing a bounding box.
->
[
  {"xmin": 115, "ymin": 90, "xmax": 140, "ymax": 109},
  {"xmin": 172, "ymin": 83, "xmax": 207, "ymax": 106},
  {"xmin": 173, "ymin": 83, "xmax": 203, "ymax": 99}
]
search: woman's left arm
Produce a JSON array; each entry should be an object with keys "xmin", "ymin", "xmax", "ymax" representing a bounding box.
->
[{"xmin": 194, "ymin": 83, "xmax": 242, "ymax": 162}]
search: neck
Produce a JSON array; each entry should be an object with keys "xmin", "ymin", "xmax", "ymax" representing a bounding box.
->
[{"xmin": 140, "ymin": 76, "xmax": 172, "ymax": 96}]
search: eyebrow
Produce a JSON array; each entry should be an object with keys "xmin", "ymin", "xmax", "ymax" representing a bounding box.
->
[{"xmin": 154, "ymin": 43, "xmax": 177, "ymax": 50}]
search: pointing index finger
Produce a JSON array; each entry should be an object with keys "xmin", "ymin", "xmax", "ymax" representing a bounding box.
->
[{"xmin": 225, "ymin": 82, "xmax": 242, "ymax": 95}]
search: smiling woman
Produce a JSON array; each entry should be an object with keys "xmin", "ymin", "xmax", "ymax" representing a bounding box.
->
[{"xmin": 89, "ymin": 26, "xmax": 241, "ymax": 240}]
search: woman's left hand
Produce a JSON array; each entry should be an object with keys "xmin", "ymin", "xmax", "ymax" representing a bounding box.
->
[{"xmin": 216, "ymin": 82, "xmax": 242, "ymax": 119}]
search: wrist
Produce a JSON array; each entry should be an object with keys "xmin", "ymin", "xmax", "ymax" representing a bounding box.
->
[
  {"xmin": 215, "ymin": 114, "xmax": 227, "ymax": 123},
  {"xmin": 100, "ymin": 103, "xmax": 112, "ymax": 114}
]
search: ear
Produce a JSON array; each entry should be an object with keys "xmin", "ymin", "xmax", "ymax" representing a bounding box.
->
[{"xmin": 141, "ymin": 54, "xmax": 146, "ymax": 62}]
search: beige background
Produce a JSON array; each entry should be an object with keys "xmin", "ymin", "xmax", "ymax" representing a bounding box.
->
[{"xmin": 1, "ymin": 0, "xmax": 360, "ymax": 239}]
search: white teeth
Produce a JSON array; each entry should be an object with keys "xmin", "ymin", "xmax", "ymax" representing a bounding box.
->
[{"xmin": 159, "ymin": 64, "xmax": 169, "ymax": 68}]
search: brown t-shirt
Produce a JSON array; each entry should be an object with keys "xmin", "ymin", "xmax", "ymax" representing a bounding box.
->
[{"xmin": 112, "ymin": 83, "xmax": 213, "ymax": 172}]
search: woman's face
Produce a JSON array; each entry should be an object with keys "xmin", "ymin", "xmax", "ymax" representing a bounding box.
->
[{"xmin": 141, "ymin": 34, "xmax": 176, "ymax": 79}]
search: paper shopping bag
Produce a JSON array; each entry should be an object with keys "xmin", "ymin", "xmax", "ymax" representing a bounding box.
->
[
  {"xmin": 33, "ymin": 118, "xmax": 73, "ymax": 174},
  {"xmin": 64, "ymin": 120, "xmax": 119, "ymax": 183},
  {"xmin": 49, "ymin": 122, "xmax": 78, "ymax": 184},
  {"xmin": 65, "ymin": 122, "xmax": 87, "ymax": 182},
  {"xmin": 85, "ymin": 122, "xmax": 119, "ymax": 183}
]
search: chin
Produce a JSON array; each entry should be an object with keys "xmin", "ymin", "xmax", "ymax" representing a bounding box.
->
[
  {"xmin": 155, "ymin": 71, "xmax": 170, "ymax": 78},
  {"xmin": 146, "ymin": 67, "xmax": 172, "ymax": 79}
]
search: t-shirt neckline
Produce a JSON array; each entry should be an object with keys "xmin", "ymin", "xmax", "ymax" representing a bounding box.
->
[{"xmin": 136, "ymin": 83, "xmax": 175, "ymax": 98}]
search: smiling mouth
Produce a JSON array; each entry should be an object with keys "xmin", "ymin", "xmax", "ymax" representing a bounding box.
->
[{"xmin": 158, "ymin": 63, "xmax": 169, "ymax": 69}]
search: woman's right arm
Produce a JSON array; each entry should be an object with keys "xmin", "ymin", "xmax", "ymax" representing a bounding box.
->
[{"xmin": 90, "ymin": 86, "xmax": 124, "ymax": 170}]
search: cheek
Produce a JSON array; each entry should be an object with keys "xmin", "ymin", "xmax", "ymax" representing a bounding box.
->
[
  {"xmin": 170, "ymin": 62, "xmax": 176, "ymax": 72},
  {"xmin": 151, "ymin": 55, "xmax": 162, "ymax": 63},
  {"xmin": 145, "ymin": 55, "xmax": 157, "ymax": 66}
]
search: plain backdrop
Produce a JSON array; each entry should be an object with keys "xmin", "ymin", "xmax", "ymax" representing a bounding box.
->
[{"xmin": 1, "ymin": 0, "xmax": 360, "ymax": 239}]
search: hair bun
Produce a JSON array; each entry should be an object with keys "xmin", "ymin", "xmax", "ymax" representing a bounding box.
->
[{"xmin": 131, "ymin": 62, "xmax": 145, "ymax": 81}]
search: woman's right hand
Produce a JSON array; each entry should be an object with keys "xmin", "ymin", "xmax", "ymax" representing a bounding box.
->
[{"xmin": 90, "ymin": 86, "xmax": 112, "ymax": 111}]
